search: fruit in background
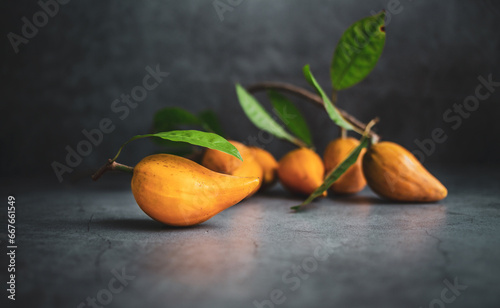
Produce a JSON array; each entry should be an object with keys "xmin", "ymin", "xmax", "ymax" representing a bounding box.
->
[
  {"xmin": 323, "ymin": 137, "xmax": 366, "ymax": 194},
  {"xmin": 278, "ymin": 147, "xmax": 327, "ymax": 197},
  {"xmin": 249, "ymin": 147, "xmax": 279, "ymax": 190},
  {"xmin": 202, "ymin": 140, "xmax": 263, "ymax": 196},
  {"xmin": 362, "ymin": 142, "xmax": 447, "ymax": 202},
  {"xmin": 131, "ymin": 154, "xmax": 260, "ymax": 226},
  {"xmin": 201, "ymin": 140, "xmax": 245, "ymax": 174}
]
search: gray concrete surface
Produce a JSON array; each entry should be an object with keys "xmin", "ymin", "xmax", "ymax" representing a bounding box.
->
[{"xmin": 0, "ymin": 165, "xmax": 499, "ymax": 308}]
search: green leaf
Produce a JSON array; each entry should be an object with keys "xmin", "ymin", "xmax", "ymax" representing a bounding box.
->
[
  {"xmin": 153, "ymin": 107, "xmax": 225, "ymax": 148},
  {"xmin": 303, "ymin": 65, "xmax": 353, "ymax": 130},
  {"xmin": 268, "ymin": 90, "xmax": 312, "ymax": 147},
  {"xmin": 331, "ymin": 11, "xmax": 386, "ymax": 90},
  {"xmin": 291, "ymin": 136, "xmax": 369, "ymax": 211},
  {"xmin": 112, "ymin": 130, "xmax": 242, "ymax": 162},
  {"xmin": 236, "ymin": 84, "xmax": 306, "ymax": 147},
  {"xmin": 152, "ymin": 107, "xmax": 199, "ymax": 148},
  {"xmin": 198, "ymin": 110, "xmax": 225, "ymax": 136}
]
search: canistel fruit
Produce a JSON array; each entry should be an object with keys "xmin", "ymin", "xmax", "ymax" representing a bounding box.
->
[
  {"xmin": 201, "ymin": 140, "xmax": 246, "ymax": 174},
  {"xmin": 202, "ymin": 140, "xmax": 263, "ymax": 196},
  {"xmin": 131, "ymin": 154, "xmax": 260, "ymax": 226},
  {"xmin": 323, "ymin": 137, "xmax": 366, "ymax": 194},
  {"xmin": 278, "ymin": 147, "xmax": 327, "ymax": 197},
  {"xmin": 249, "ymin": 146, "xmax": 278, "ymax": 190},
  {"xmin": 362, "ymin": 141, "xmax": 447, "ymax": 202}
]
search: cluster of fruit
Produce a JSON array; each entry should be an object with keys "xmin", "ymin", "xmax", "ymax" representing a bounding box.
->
[
  {"xmin": 203, "ymin": 139, "xmax": 447, "ymax": 203},
  {"xmin": 93, "ymin": 12, "xmax": 447, "ymax": 227},
  {"xmin": 118, "ymin": 136, "xmax": 446, "ymax": 227}
]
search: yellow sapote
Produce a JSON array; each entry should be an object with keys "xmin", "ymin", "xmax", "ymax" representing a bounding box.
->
[
  {"xmin": 249, "ymin": 146, "xmax": 278, "ymax": 190},
  {"xmin": 278, "ymin": 147, "xmax": 327, "ymax": 197},
  {"xmin": 323, "ymin": 137, "xmax": 366, "ymax": 194},
  {"xmin": 131, "ymin": 154, "xmax": 260, "ymax": 226},
  {"xmin": 362, "ymin": 142, "xmax": 447, "ymax": 202},
  {"xmin": 202, "ymin": 140, "xmax": 263, "ymax": 196}
]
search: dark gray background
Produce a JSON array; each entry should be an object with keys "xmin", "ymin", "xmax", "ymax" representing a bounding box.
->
[{"xmin": 1, "ymin": 0, "xmax": 499, "ymax": 182}]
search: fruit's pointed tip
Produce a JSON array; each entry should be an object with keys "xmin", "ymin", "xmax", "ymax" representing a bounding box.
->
[
  {"xmin": 244, "ymin": 175, "xmax": 260, "ymax": 183},
  {"xmin": 239, "ymin": 176, "xmax": 261, "ymax": 198},
  {"xmin": 438, "ymin": 187, "xmax": 448, "ymax": 201},
  {"xmin": 251, "ymin": 176, "xmax": 261, "ymax": 188},
  {"xmin": 432, "ymin": 179, "xmax": 448, "ymax": 201}
]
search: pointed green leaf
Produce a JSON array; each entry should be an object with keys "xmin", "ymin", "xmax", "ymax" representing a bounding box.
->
[
  {"xmin": 198, "ymin": 110, "xmax": 225, "ymax": 136},
  {"xmin": 152, "ymin": 107, "xmax": 201, "ymax": 148},
  {"xmin": 291, "ymin": 136, "xmax": 369, "ymax": 211},
  {"xmin": 331, "ymin": 12, "xmax": 386, "ymax": 90},
  {"xmin": 236, "ymin": 84, "xmax": 305, "ymax": 147},
  {"xmin": 268, "ymin": 90, "xmax": 312, "ymax": 147},
  {"xmin": 153, "ymin": 107, "xmax": 226, "ymax": 148},
  {"xmin": 303, "ymin": 65, "xmax": 353, "ymax": 130},
  {"xmin": 112, "ymin": 130, "xmax": 242, "ymax": 162},
  {"xmin": 148, "ymin": 131, "xmax": 241, "ymax": 160}
]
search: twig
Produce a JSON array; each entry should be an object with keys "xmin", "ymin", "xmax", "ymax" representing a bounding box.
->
[
  {"xmin": 247, "ymin": 82, "xmax": 380, "ymax": 141},
  {"xmin": 92, "ymin": 159, "xmax": 134, "ymax": 181}
]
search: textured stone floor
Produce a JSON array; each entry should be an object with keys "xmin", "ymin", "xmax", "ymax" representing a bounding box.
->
[{"xmin": 0, "ymin": 165, "xmax": 499, "ymax": 308}]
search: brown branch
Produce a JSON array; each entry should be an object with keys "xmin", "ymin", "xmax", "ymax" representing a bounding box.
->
[
  {"xmin": 246, "ymin": 82, "xmax": 380, "ymax": 141},
  {"xmin": 92, "ymin": 159, "xmax": 134, "ymax": 181}
]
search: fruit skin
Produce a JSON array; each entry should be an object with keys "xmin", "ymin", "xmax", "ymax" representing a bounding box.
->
[
  {"xmin": 249, "ymin": 147, "xmax": 278, "ymax": 190},
  {"xmin": 362, "ymin": 142, "xmax": 448, "ymax": 202},
  {"xmin": 131, "ymin": 154, "xmax": 260, "ymax": 226},
  {"xmin": 323, "ymin": 137, "xmax": 366, "ymax": 194},
  {"xmin": 201, "ymin": 141, "xmax": 245, "ymax": 174},
  {"xmin": 278, "ymin": 147, "xmax": 327, "ymax": 197},
  {"xmin": 202, "ymin": 140, "xmax": 263, "ymax": 196}
]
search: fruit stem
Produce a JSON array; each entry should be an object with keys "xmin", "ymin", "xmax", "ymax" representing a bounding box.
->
[
  {"xmin": 364, "ymin": 118, "xmax": 378, "ymax": 133},
  {"xmin": 340, "ymin": 128, "xmax": 347, "ymax": 138},
  {"xmin": 331, "ymin": 90, "xmax": 338, "ymax": 105},
  {"xmin": 365, "ymin": 118, "xmax": 380, "ymax": 143},
  {"xmin": 291, "ymin": 137, "xmax": 309, "ymax": 148},
  {"xmin": 92, "ymin": 159, "xmax": 134, "ymax": 181},
  {"xmin": 247, "ymin": 82, "xmax": 380, "ymax": 141}
]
